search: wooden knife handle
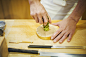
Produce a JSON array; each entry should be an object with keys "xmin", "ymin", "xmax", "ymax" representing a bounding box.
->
[{"xmin": 8, "ymin": 48, "xmax": 38, "ymax": 54}]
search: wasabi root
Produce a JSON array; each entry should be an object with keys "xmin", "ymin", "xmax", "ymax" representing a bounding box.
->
[{"xmin": 43, "ymin": 17, "xmax": 49, "ymax": 31}]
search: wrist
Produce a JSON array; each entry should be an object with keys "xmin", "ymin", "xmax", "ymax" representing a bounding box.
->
[
  {"xmin": 28, "ymin": 0, "xmax": 40, "ymax": 5},
  {"xmin": 67, "ymin": 16, "xmax": 79, "ymax": 24}
]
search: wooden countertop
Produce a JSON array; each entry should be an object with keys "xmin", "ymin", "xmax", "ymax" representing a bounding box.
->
[{"xmin": 0, "ymin": 19, "xmax": 86, "ymax": 57}]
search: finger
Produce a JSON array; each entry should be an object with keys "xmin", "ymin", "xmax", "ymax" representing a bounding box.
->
[
  {"xmin": 37, "ymin": 17, "xmax": 39, "ymax": 23},
  {"xmin": 47, "ymin": 14, "xmax": 52, "ymax": 23},
  {"xmin": 53, "ymin": 31, "xmax": 65, "ymax": 43},
  {"xmin": 43, "ymin": 14, "xmax": 48, "ymax": 26},
  {"xmin": 51, "ymin": 28, "xmax": 62, "ymax": 40},
  {"xmin": 67, "ymin": 33, "xmax": 73, "ymax": 42},
  {"xmin": 30, "ymin": 12, "xmax": 34, "ymax": 19},
  {"xmin": 37, "ymin": 14, "xmax": 43, "ymax": 24},
  {"xmin": 34, "ymin": 14, "xmax": 39, "ymax": 23},
  {"xmin": 31, "ymin": 15, "xmax": 35, "ymax": 19},
  {"xmin": 52, "ymin": 22, "xmax": 59, "ymax": 26},
  {"xmin": 31, "ymin": 15, "xmax": 35, "ymax": 20},
  {"xmin": 59, "ymin": 32, "xmax": 69, "ymax": 43}
]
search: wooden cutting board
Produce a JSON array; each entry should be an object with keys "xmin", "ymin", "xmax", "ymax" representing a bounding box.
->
[{"xmin": 1, "ymin": 19, "xmax": 86, "ymax": 57}]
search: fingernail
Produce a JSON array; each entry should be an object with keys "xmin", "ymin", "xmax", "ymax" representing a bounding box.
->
[
  {"xmin": 68, "ymin": 39, "xmax": 70, "ymax": 42},
  {"xmin": 54, "ymin": 40, "xmax": 56, "ymax": 42},
  {"xmin": 50, "ymin": 22, "xmax": 52, "ymax": 24},
  {"xmin": 51, "ymin": 37, "xmax": 53, "ymax": 39},
  {"xmin": 53, "ymin": 33, "xmax": 56, "ymax": 36},
  {"xmin": 59, "ymin": 41, "xmax": 62, "ymax": 43},
  {"xmin": 49, "ymin": 21, "xmax": 52, "ymax": 24}
]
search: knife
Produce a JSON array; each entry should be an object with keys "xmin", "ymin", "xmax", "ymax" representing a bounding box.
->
[
  {"xmin": 8, "ymin": 48, "xmax": 38, "ymax": 54},
  {"xmin": 28, "ymin": 45, "xmax": 86, "ymax": 49},
  {"xmin": 9, "ymin": 40, "xmax": 33, "ymax": 44},
  {"xmin": 8, "ymin": 48, "xmax": 86, "ymax": 57}
]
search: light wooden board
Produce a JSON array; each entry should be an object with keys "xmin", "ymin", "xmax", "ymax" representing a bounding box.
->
[
  {"xmin": 1, "ymin": 19, "xmax": 86, "ymax": 57},
  {"xmin": 0, "ymin": 36, "xmax": 8, "ymax": 57}
]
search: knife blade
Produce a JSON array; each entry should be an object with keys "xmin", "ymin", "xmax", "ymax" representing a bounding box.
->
[
  {"xmin": 28, "ymin": 45, "xmax": 86, "ymax": 49},
  {"xmin": 8, "ymin": 48, "xmax": 86, "ymax": 57},
  {"xmin": 40, "ymin": 52, "xmax": 86, "ymax": 57}
]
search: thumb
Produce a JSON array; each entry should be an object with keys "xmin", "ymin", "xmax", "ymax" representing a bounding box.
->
[{"xmin": 51, "ymin": 22, "xmax": 59, "ymax": 26}]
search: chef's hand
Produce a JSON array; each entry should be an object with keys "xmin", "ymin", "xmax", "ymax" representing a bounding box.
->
[
  {"xmin": 29, "ymin": 0, "xmax": 51, "ymax": 25},
  {"xmin": 51, "ymin": 18, "xmax": 77, "ymax": 43}
]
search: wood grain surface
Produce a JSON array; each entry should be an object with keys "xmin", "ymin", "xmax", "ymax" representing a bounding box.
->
[
  {"xmin": 0, "ymin": 36, "xmax": 8, "ymax": 57},
  {"xmin": 0, "ymin": 0, "xmax": 32, "ymax": 19},
  {"xmin": 1, "ymin": 19, "xmax": 86, "ymax": 57}
]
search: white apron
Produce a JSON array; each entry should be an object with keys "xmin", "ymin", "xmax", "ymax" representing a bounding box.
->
[{"xmin": 41, "ymin": 0, "xmax": 78, "ymax": 20}]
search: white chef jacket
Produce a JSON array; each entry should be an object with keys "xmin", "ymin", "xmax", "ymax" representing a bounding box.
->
[{"xmin": 41, "ymin": 0, "xmax": 78, "ymax": 20}]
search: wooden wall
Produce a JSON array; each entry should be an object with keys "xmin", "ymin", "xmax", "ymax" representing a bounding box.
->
[
  {"xmin": 0, "ymin": 0, "xmax": 32, "ymax": 19},
  {"xmin": 0, "ymin": 0, "xmax": 86, "ymax": 19},
  {"xmin": 82, "ymin": 10, "xmax": 86, "ymax": 20}
]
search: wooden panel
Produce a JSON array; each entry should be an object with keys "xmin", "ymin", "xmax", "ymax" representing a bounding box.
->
[
  {"xmin": 0, "ymin": 36, "xmax": 8, "ymax": 57},
  {"xmin": 0, "ymin": 0, "xmax": 4, "ymax": 19},
  {"xmin": 82, "ymin": 10, "xmax": 86, "ymax": 20},
  {"xmin": 1, "ymin": 0, "xmax": 10, "ymax": 19},
  {"xmin": 0, "ymin": 0, "xmax": 32, "ymax": 19},
  {"xmin": 9, "ymin": 0, "xmax": 32, "ymax": 19}
]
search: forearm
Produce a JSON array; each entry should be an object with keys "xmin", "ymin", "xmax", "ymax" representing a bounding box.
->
[
  {"xmin": 28, "ymin": 0, "xmax": 40, "ymax": 5},
  {"xmin": 68, "ymin": 0, "xmax": 86, "ymax": 23}
]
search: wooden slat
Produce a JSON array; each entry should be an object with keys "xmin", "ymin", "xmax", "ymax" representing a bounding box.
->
[
  {"xmin": 0, "ymin": 0, "xmax": 4, "ymax": 19},
  {"xmin": 1, "ymin": 0, "xmax": 10, "ymax": 19},
  {"xmin": 0, "ymin": 0, "xmax": 32, "ymax": 19},
  {"xmin": 82, "ymin": 10, "xmax": 86, "ymax": 20},
  {"xmin": 0, "ymin": 37, "xmax": 8, "ymax": 57}
]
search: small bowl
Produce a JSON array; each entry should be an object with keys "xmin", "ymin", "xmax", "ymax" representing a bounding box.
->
[{"xmin": 0, "ymin": 21, "xmax": 6, "ymax": 30}]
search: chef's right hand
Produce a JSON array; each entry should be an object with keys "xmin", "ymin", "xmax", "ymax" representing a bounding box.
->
[{"xmin": 29, "ymin": 0, "xmax": 51, "ymax": 25}]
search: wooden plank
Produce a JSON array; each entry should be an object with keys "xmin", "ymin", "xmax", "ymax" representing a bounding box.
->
[
  {"xmin": 10, "ymin": 0, "xmax": 32, "ymax": 19},
  {"xmin": 0, "ymin": 0, "xmax": 32, "ymax": 19},
  {"xmin": 0, "ymin": 0, "xmax": 4, "ymax": 19},
  {"xmin": 82, "ymin": 10, "xmax": 86, "ymax": 20},
  {"xmin": 0, "ymin": 36, "xmax": 8, "ymax": 57},
  {"xmin": 1, "ymin": 0, "xmax": 11, "ymax": 19}
]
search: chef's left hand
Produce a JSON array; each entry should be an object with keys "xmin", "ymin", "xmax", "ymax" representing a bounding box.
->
[{"xmin": 51, "ymin": 18, "xmax": 77, "ymax": 43}]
